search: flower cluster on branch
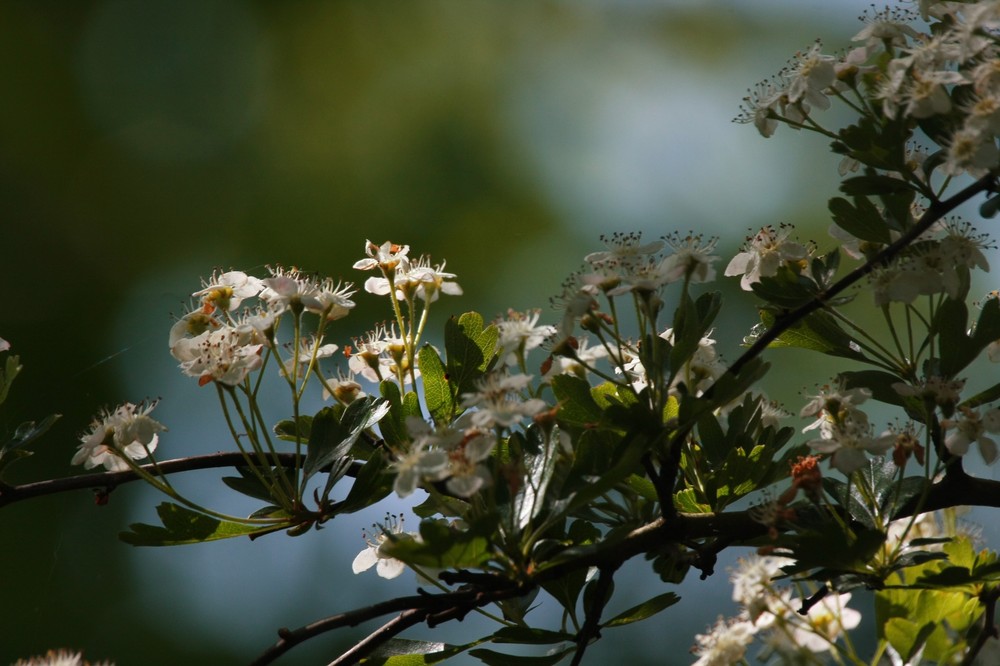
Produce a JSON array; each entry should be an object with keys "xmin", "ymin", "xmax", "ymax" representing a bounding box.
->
[{"xmin": 5, "ymin": 1, "xmax": 1000, "ymax": 665}]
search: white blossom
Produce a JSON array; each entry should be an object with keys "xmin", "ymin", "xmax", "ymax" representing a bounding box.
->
[{"xmin": 73, "ymin": 401, "xmax": 165, "ymax": 472}]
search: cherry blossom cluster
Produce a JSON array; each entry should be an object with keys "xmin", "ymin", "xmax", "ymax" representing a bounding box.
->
[
  {"xmin": 72, "ymin": 400, "xmax": 165, "ymax": 472},
  {"xmin": 391, "ymin": 373, "xmax": 549, "ymax": 501},
  {"xmin": 800, "ymin": 385, "xmax": 894, "ymax": 474},
  {"xmin": 693, "ymin": 555, "xmax": 862, "ymax": 666},
  {"xmin": 168, "ymin": 268, "xmax": 356, "ymax": 388},
  {"xmin": 12, "ymin": 650, "xmax": 114, "ymax": 666},
  {"xmin": 353, "ymin": 240, "xmax": 462, "ymax": 303},
  {"xmin": 736, "ymin": 1, "xmax": 1000, "ymax": 177}
]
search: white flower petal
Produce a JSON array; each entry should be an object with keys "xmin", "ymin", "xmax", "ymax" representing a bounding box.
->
[{"xmin": 352, "ymin": 547, "xmax": 378, "ymax": 574}]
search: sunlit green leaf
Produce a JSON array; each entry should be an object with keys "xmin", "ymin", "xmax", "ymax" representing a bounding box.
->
[
  {"xmin": 672, "ymin": 488, "xmax": 711, "ymax": 514},
  {"xmin": 444, "ymin": 311, "xmax": 499, "ymax": 396},
  {"xmin": 760, "ymin": 310, "xmax": 866, "ymax": 361},
  {"xmin": 419, "ymin": 344, "xmax": 454, "ymax": 425},
  {"xmin": 551, "ymin": 375, "xmax": 603, "ymax": 428},
  {"xmin": 603, "ymin": 592, "xmax": 679, "ymax": 627}
]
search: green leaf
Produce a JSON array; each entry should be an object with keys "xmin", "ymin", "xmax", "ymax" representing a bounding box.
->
[
  {"xmin": 828, "ymin": 196, "xmax": 891, "ymax": 244},
  {"xmin": 546, "ymin": 431, "xmax": 649, "ymax": 528},
  {"xmin": 469, "ymin": 648, "xmax": 573, "ymax": 666},
  {"xmin": 603, "ymin": 592, "xmax": 679, "ymax": 627},
  {"xmin": 673, "ymin": 488, "xmax": 711, "ymax": 514},
  {"xmin": 884, "ymin": 618, "xmax": 937, "ymax": 664},
  {"xmin": 273, "ymin": 415, "xmax": 313, "ymax": 443},
  {"xmin": 419, "ymin": 345, "xmax": 454, "ymax": 425},
  {"xmin": 751, "ymin": 268, "xmax": 823, "ymax": 309},
  {"xmin": 120, "ymin": 502, "xmax": 288, "ymax": 546},
  {"xmin": 625, "ymin": 474, "xmax": 658, "ymax": 502}
]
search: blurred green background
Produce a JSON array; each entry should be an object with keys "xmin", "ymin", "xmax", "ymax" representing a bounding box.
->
[{"xmin": 3, "ymin": 1, "xmax": 973, "ymax": 664}]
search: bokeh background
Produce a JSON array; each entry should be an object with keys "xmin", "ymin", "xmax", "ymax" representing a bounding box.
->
[{"xmin": 3, "ymin": 1, "xmax": 996, "ymax": 664}]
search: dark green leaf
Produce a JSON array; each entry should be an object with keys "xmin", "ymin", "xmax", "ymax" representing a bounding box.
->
[
  {"xmin": 336, "ymin": 453, "xmax": 393, "ymax": 515},
  {"xmin": 382, "ymin": 518, "xmax": 493, "ymax": 569},
  {"xmin": 934, "ymin": 299, "xmax": 977, "ymax": 377},
  {"xmin": 828, "ymin": 197, "xmax": 891, "ymax": 244},
  {"xmin": 302, "ymin": 407, "xmax": 348, "ymax": 482},
  {"xmin": 981, "ymin": 193, "xmax": 1000, "ymax": 218},
  {"xmin": 221, "ymin": 467, "xmax": 279, "ymax": 503},
  {"xmin": 696, "ymin": 412, "xmax": 727, "ymax": 466},
  {"xmin": 839, "ymin": 370, "xmax": 906, "ymax": 408},
  {"xmin": 120, "ymin": 502, "xmax": 288, "ymax": 546},
  {"xmin": 302, "ymin": 398, "xmax": 389, "ymax": 485},
  {"xmin": 379, "ymin": 381, "xmax": 420, "ymax": 448},
  {"xmin": 469, "ymin": 648, "xmax": 573, "ymax": 666},
  {"xmin": 541, "ymin": 562, "xmax": 589, "ymax": 617}
]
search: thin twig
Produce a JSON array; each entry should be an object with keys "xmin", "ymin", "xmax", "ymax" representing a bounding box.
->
[
  {"xmin": 251, "ymin": 585, "xmax": 526, "ymax": 666},
  {"xmin": 571, "ymin": 564, "xmax": 619, "ymax": 666},
  {"xmin": 0, "ymin": 452, "xmax": 362, "ymax": 509},
  {"xmin": 326, "ymin": 610, "xmax": 426, "ymax": 666},
  {"xmin": 250, "ymin": 470, "xmax": 1000, "ymax": 665}
]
